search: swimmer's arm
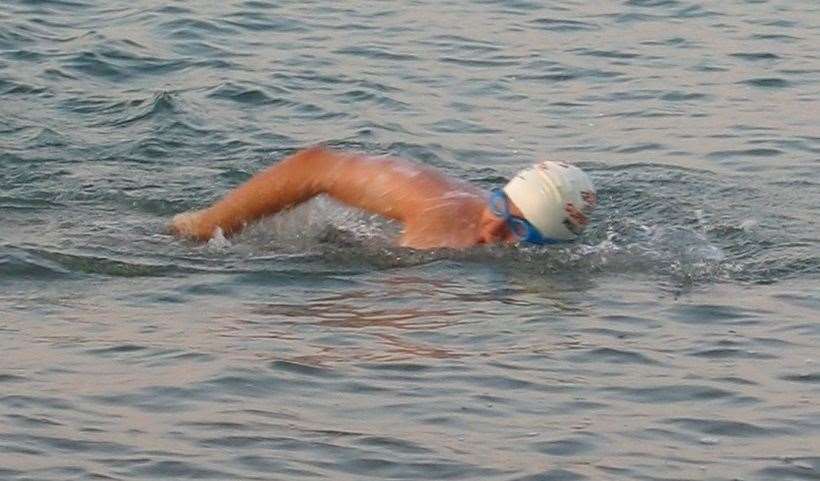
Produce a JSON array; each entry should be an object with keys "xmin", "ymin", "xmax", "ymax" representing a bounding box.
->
[{"xmin": 170, "ymin": 147, "xmax": 429, "ymax": 240}]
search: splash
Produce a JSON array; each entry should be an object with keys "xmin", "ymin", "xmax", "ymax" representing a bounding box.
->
[
  {"xmin": 228, "ymin": 196, "xmax": 398, "ymax": 254},
  {"xmin": 576, "ymin": 218, "xmax": 737, "ymax": 283},
  {"xmin": 206, "ymin": 227, "xmax": 231, "ymax": 251},
  {"xmin": 194, "ymin": 195, "xmax": 740, "ymax": 287}
]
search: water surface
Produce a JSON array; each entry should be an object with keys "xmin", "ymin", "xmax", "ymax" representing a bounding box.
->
[{"xmin": 1, "ymin": 1, "xmax": 819, "ymax": 480}]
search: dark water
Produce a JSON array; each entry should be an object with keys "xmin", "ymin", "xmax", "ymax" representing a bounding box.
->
[{"xmin": 2, "ymin": 1, "xmax": 819, "ymax": 480}]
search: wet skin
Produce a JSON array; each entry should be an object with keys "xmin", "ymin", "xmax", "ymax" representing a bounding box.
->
[{"xmin": 170, "ymin": 147, "xmax": 582, "ymax": 249}]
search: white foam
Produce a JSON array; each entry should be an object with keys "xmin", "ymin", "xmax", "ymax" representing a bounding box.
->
[{"xmin": 206, "ymin": 227, "xmax": 230, "ymax": 250}]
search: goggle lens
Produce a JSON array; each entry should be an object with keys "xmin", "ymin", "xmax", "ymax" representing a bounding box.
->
[{"xmin": 506, "ymin": 217, "xmax": 530, "ymax": 238}]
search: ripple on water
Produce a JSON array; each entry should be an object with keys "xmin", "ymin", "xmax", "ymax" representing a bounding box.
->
[
  {"xmin": 334, "ymin": 46, "xmax": 419, "ymax": 62},
  {"xmin": 602, "ymin": 384, "xmax": 740, "ymax": 404},
  {"xmin": 222, "ymin": 11, "xmax": 308, "ymax": 33},
  {"xmin": 530, "ymin": 17, "xmax": 599, "ymax": 32},
  {"xmin": 730, "ymin": 52, "xmax": 782, "ymax": 61},
  {"xmin": 512, "ymin": 469, "xmax": 586, "ymax": 481},
  {"xmin": 126, "ymin": 460, "xmax": 237, "ymax": 479},
  {"xmin": 88, "ymin": 386, "xmax": 206, "ymax": 413},
  {"xmin": 757, "ymin": 457, "xmax": 820, "ymax": 480},
  {"xmin": 665, "ymin": 303, "xmax": 761, "ymax": 325},
  {"xmin": 64, "ymin": 51, "xmax": 126, "ymax": 81},
  {"xmin": 665, "ymin": 417, "xmax": 794, "ymax": 437},
  {"xmin": 0, "ymin": 78, "xmax": 50, "ymax": 96},
  {"xmin": 530, "ymin": 436, "xmax": 597, "ymax": 456},
  {"xmin": 232, "ymin": 455, "xmax": 319, "ymax": 478},
  {"xmin": 0, "ymin": 249, "xmax": 72, "ymax": 280},
  {"xmin": 0, "ymin": 374, "xmax": 26, "ymax": 383},
  {"xmin": 7, "ymin": 433, "xmax": 132, "ymax": 456},
  {"xmin": 688, "ymin": 347, "xmax": 778, "ymax": 360},
  {"xmin": 161, "ymin": 17, "xmax": 239, "ymax": 40},
  {"xmin": 740, "ymin": 77, "xmax": 791, "ymax": 88},
  {"xmin": 565, "ymin": 347, "xmax": 662, "ymax": 365},
  {"xmin": 207, "ymin": 82, "xmax": 291, "ymax": 107},
  {"xmin": 780, "ymin": 372, "xmax": 820, "ymax": 385}
]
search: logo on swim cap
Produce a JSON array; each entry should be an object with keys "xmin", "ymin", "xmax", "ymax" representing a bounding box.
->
[{"xmin": 503, "ymin": 161, "xmax": 596, "ymax": 241}]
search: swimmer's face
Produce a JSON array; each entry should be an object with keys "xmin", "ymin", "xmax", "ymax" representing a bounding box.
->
[
  {"xmin": 486, "ymin": 218, "xmax": 518, "ymax": 244},
  {"xmin": 479, "ymin": 202, "xmax": 524, "ymax": 245}
]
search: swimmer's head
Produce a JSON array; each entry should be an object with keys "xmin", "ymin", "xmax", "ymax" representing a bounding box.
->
[{"xmin": 502, "ymin": 161, "xmax": 597, "ymax": 242}]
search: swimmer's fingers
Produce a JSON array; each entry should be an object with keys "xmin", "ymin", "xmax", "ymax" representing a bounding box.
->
[
  {"xmin": 167, "ymin": 213, "xmax": 193, "ymax": 238},
  {"xmin": 168, "ymin": 210, "xmax": 215, "ymax": 241}
]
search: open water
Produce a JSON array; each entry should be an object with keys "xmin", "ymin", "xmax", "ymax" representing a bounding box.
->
[{"xmin": 1, "ymin": 1, "xmax": 819, "ymax": 480}]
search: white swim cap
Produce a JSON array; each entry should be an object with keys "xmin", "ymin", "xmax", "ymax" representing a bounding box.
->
[{"xmin": 503, "ymin": 161, "xmax": 597, "ymax": 241}]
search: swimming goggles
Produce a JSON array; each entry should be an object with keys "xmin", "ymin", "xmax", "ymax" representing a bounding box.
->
[{"xmin": 488, "ymin": 188, "xmax": 562, "ymax": 246}]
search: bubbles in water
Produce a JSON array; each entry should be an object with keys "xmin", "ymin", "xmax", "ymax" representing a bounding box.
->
[
  {"xmin": 206, "ymin": 227, "xmax": 230, "ymax": 251},
  {"xmin": 228, "ymin": 196, "xmax": 398, "ymax": 255},
  {"xmin": 739, "ymin": 219, "xmax": 758, "ymax": 231},
  {"xmin": 570, "ymin": 217, "xmax": 737, "ymax": 284}
]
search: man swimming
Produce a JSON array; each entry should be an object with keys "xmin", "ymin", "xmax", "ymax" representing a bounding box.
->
[{"xmin": 170, "ymin": 146, "xmax": 597, "ymax": 249}]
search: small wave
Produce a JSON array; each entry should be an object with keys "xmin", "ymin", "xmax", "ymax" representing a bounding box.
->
[
  {"xmin": 439, "ymin": 56, "xmax": 520, "ymax": 68},
  {"xmin": 530, "ymin": 18, "xmax": 599, "ymax": 32},
  {"xmin": 0, "ymin": 78, "xmax": 50, "ymax": 96},
  {"xmin": 740, "ymin": 78, "xmax": 791, "ymax": 88},
  {"xmin": 665, "ymin": 417, "xmax": 792, "ymax": 437},
  {"xmin": 0, "ymin": 249, "xmax": 71, "ymax": 280},
  {"xmin": 428, "ymin": 119, "xmax": 502, "ymax": 135},
  {"xmin": 160, "ymin": 17, "xmax": 238, "ymax": 39},
  {"xmin": 572, "ymin": 48, "xmax": 640, "ymax": 59},
  {"xmin": 106, "ymin": 91, "xmax": 178, "ymax": 127},
  {"xmin": 424, "ymin": 34, "xmax": 502, "ymax": 54},
  {"xmin": 0, "ymin": 374, "xmax": 26, "ymax": 384},
  {"xmin": 19, "ymin": 0, "xmax": 90, "ymax": 7},
  {"xmin": 730, "ymin": 52, "xmax": 781, "ymax": 61},
  {"xmin": 625, "ymin": 0, "xmax": 680, "ymax": 7},
  {"xmin": 334, "ymin": 46, "xmax": 419, "ymax": 62},
  {"xmin": 63, "ymin": 44, "xmax": 195, "ymax": 83},
  {"xmin": 516, "ymin": 67, "xmax": 622, "ymax": 83},
  {"xmin": 674, "ymin": 5, "xmax": 722, "ymax": 18},
  {"xmin": 64, "ymin": 51, "xmax": 125, "ymax": 81},
  {"xmin": 26, "ymin": 127, "xmax": 68, "ymax": 147},
  {"xmin": 207, "ymin": 81, "xmax": 291, "ymax": 106},
  {"xmin": 0, "ymin": 195, "xmax": 65, "ymax": 211},
  {"xmin": 613, "ymin": 142, "xmax": 666, "ymax": 154},
  {"xmin": 660, "ymin": 91, "xmax": 708, "ymax": 102},
  {"xmin": 222, "ymin": 11, "xmax": 308, "ymax": 33},
  {"xmin": 0, "ymin": 246, "xmax": 185, "ymax": 279}
]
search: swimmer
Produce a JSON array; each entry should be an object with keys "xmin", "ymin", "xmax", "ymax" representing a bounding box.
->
[{"xmin": 170, "ymin": 146, "xmax": 597, "ymax": 249}]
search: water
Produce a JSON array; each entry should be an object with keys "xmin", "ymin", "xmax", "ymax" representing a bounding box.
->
[{"xmin": 1, "ymin": 0, "xmax": 818, "ymax": 479}]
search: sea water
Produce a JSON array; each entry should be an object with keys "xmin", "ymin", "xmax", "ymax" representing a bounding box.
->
[{"xmin": 1, "ymin": 1, "xmax": 818, "ymax": 480}]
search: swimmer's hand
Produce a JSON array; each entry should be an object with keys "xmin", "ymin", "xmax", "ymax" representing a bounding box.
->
[{"xmin": 168, "ymin": 209, "xmax": 219, "ymax": 241}]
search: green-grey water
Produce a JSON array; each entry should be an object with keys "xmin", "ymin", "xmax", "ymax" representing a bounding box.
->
[{"xmin": 1, "ymin": 1, "xmax": 818, "ymax": 480}]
